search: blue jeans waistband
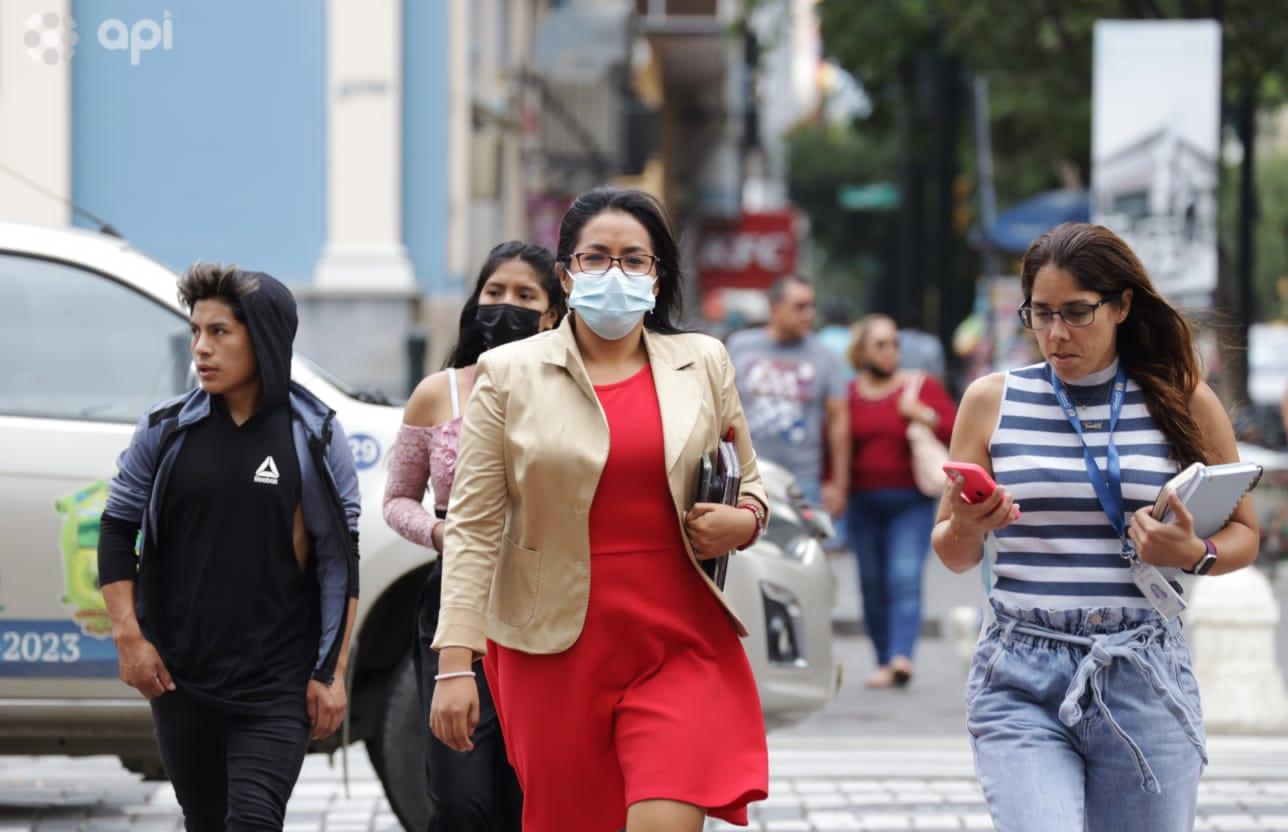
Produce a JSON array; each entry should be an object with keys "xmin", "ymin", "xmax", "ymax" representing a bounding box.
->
[
  {"xmin": 987, "ymin": 599, "xmax": 1204, "ymax": 794},
  {"xmin": 989, "ymin": 598, "xmax": 1176, "ymax": 639}
]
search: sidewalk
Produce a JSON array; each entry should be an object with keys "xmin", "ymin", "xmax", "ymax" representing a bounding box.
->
[
  {"xmin": 736, "ymin": 735, "xmax": 1288, "ymax": 831},
  {"xmin": 781, "ymin": 551, "xmax": 983, "ymax": 740},
  {"xmin": 5, "ymin": 739, "xmax": 1288, "ymax": 831}
]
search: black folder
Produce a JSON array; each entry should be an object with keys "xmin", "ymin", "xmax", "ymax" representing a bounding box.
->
[{"xmin": 693, "ymin": 439, "xmax": 743, "ymax": 590}]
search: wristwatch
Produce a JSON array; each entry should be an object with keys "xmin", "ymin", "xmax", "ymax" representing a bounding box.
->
[{"xmin": 1185, "ymin": 538, "xmax": 1217, "ymax": 575}]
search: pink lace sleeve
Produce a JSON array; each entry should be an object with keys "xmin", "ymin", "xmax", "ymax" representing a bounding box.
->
[{"xmin": 382, "ymin": 424, "xmax": 439, "ymax": 549}]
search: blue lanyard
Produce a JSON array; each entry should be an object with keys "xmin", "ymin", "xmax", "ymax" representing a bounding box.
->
[{"xmin": 1049, "ymin": 365, "xmax": 1130, "ymax": 546}]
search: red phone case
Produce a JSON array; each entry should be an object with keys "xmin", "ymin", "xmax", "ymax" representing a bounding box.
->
[{"xmin": 942, "ymin": 462, "xmax": 997, "ymax": 504}]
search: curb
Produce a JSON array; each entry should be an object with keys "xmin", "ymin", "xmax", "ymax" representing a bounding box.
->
[{"xmin": 834, "ymin": 616, "xmax": 945, "ymax": 639}]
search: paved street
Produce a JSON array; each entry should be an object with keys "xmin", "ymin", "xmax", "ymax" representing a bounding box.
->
[
  {"xmin": 4, "ymin": 556, "xmax": 1288, "ymax": 830},
  {"xmin": 5, "ymin": 737, "xmax": 1288, "ymax": 831}
]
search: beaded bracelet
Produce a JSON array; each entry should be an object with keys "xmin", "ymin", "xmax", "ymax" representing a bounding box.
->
[{"xmin": 737, "ymin": 502, "xmax": 767, "ymax": 550}]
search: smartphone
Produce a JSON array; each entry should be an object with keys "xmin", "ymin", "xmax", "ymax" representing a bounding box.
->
[{"xmin": 942, "ymin": 461, "xmax": 998, "ymax": 504}]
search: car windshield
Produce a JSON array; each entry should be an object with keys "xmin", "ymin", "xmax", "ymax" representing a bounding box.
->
[{"xmin": 295, "ymin": 354, "xmax": 359, "ymax": 398}]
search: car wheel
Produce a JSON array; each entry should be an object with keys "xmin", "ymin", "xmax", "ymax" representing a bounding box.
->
[{"xmin": 366, "ymin": 648, "xmax": 431, "ymax": 831}]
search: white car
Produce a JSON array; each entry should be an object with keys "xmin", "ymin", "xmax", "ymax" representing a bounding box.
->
[{"xmin": 0, "ymin": 221, "xmax": 838, "ymax": 827}]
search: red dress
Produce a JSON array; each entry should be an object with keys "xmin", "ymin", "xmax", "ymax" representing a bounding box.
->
[{"xmin": 484, "ymin": 365, "xmax": 768, "ymax": 830}]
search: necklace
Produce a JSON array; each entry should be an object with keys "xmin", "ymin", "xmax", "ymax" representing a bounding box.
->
[{"xmin": 1069, "ymin": 383, "xmax": 1112, "ymax": 430}]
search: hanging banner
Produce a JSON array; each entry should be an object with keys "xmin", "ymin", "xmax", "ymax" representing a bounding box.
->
[{"xmin": 1092, "ymin": 20, "xmax": 1221, "ymax": 308}]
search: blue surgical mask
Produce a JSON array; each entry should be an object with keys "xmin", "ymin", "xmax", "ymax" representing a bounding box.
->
[{"xmin": 568, "ymin": 268, "xmax": 657, "ymax": 341}]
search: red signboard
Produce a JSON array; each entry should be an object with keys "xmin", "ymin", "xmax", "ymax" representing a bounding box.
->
[{"xmin": 697, "ymin": 211, "xmax": 799, "ymax": 292}]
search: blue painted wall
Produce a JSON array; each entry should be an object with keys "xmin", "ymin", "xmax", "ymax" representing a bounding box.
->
[
  {"xmin": 402, "ymin": 0, "xmax": 453, "ymax": 294},
  {"xmin": 71, "ymin": 0, "xmax": 326, "ymax": 284}
]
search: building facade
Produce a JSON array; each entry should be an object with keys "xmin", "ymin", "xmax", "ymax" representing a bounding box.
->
[
  {"xmin": 1, "ymin": 0, "xmax": 553, "ymax": 395},
  {"xmin": 1, "ymin": 0, "xmax": 819, "ymax": 393}
]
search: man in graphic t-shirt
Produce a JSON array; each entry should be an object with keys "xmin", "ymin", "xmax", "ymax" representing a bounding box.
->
[{"xmin": 727, "ymin": 275, "xmax": 849, "ymax": 520}]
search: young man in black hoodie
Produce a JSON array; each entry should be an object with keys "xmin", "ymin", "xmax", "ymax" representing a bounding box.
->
[{"xmin": 98, "ymin": 264, "xmax": 361, "ymax": 831}]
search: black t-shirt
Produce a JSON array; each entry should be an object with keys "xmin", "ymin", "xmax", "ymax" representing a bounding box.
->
[{"xmin": 148, "ymin": 397, "xmax": 318, "ymax": 712}]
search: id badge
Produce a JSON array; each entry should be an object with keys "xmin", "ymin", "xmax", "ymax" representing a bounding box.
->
[{"xmin": 1129, "ymin": 559, "xmax": 1187, "ymax": 619}]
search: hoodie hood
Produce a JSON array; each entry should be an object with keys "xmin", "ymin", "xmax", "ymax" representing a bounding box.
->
[{"xmin": 238, "ymin": 271, "xmax": 297, "ymax": 410}]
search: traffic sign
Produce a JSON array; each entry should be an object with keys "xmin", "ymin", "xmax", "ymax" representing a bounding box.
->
[{"xmin": 838, "ymin": 182, "xmax": 899, "ymax": 210}]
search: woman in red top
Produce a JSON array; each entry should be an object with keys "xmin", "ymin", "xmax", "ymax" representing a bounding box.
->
[{"xmin": 846, "ymin": 314, "xmax": 956, "ymax": 688}]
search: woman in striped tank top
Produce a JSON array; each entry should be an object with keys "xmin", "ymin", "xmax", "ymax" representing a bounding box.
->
[{"xmin": 932, "ymin": 223, "xmax": 1259, "ymax": 831}]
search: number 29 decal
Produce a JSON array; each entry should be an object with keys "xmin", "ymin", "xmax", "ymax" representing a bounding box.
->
[{"xmin": 348, "ymin": 433, "xmax": 382, "ymax": 471}]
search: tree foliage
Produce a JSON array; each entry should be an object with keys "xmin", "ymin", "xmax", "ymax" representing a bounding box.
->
[
  {"xmin": 805, "ymin": 0, "xmax": 1288, "ymax": 318},
  {"xmin": 818, "ymin": 0, "xmax": 1286, "ymax": 206},
  {"xmin": 1223, "ymin": 152, "xmax": 1288, "ymax": 317},
  {"xmin": 784, "ymin": 124, "xmax": 899, "ymax": 309}
]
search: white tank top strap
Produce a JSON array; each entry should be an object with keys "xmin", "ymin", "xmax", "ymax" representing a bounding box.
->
[{"xmin": 447, "ymin": 368, "xmax": 462, "ymax": 420}]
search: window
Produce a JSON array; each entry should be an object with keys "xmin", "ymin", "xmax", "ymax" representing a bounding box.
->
[{"xmin": 0, "ymin": 254, "xmax": 192, "ymax": 423}]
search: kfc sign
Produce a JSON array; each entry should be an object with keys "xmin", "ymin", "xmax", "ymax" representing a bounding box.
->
[{"xmin": 698, "ymin": 211, "xmax": 798, "ymax": 291}]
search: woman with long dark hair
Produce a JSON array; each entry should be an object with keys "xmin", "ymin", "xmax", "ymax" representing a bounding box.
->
[
  {"xmin": 383, "ymin": 240, "xmax": 564, "ymax": 830},
  {"xmin": 932, "ymin": 223, "xmax": 1259, "ymax": 829},
  {"xmin": 429, "ymin": 188, "xmax": 769, "ymax": 831}
]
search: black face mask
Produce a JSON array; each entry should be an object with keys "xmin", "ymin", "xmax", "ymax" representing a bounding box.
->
[
  {"xmin": 863, "ymin": 362, "xmax": 896, "ymax": 381},
  {"xmin": 465, "ymin": 303, "xmax": 543, "ymax": 355}
]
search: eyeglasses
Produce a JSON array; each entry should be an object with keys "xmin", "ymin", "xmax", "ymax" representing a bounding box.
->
[
  {"xmin": 568, "ymin": 252, "xmax": 660, "ymax": 277},
  {"xmin": 1018, "ymin": 294, "xmax": 1120, "ymax": 330}
]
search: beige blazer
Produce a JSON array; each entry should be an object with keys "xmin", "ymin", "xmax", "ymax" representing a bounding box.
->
[{"xmin": 431, "ymin": 317, "xmax": 769, "ymax": 656}]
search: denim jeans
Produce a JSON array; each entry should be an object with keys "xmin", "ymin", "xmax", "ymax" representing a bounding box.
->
[
  {"xmin": 844, "ymin": 487, "xmax": 935, "ymax": 665},
  {"xmin": 966, "ymin": 600, "xmax": 1207, "ymax": 831}
]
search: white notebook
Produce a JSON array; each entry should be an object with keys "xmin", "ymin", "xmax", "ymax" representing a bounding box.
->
[{"xmin": 1151, "ymin": 461, "xmax": 1263, "ymax": 538}]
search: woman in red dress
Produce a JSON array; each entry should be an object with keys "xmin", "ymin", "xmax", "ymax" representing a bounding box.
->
[{"xmin": 429, "ymin": 188, "xmax": 770, "ymax": 831}]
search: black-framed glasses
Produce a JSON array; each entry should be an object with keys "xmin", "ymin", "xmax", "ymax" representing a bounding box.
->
[
  {"xmin": 1018, "ymin": 294, "xmax": 1121, "ymax": 330},
  {"xmin": 568, "ymin": 252, "xmax": 660, "ymax": 277}
]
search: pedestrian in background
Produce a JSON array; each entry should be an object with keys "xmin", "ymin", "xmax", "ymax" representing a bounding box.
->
[
  {"xmin": 817, "ymin": 300, "xmax": 855, "ymax": 383},
  {"xmin": 816, "ymin": 300, "xmax": 855, "ymax": 550},
  {"xmin": 846, "ymin": 314, "xmax": 955, "ymax": 688},
  {"xmin": 98, "ymin": 266, "xmax": 360, "ymax": 831},
  {"xmin": 896, "ymin": 315, "xmax": 948, "ymax": 382},
  {"xmin": 429, "ymin": 188, "xmax": 769, "ymax": 831},
  {"xmin": 934, "ymin": 223, "xmax": 1259, "ymax": 830},
  {"xmin": 383, "ymin": 240, "xmax": 564, "ymax": 830},
  {"xmin": 1279, "ymin": 383, "xmax": 1288, "ymax": 448},
  {"xmin": 727, "ymin": 275, "xmax": 850, "ymax": 519}
]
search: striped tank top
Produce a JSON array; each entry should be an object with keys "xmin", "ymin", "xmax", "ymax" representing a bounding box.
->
[{"xmin": 988, "ymin": 359, "xmax": 1181, "ymax": 610}]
